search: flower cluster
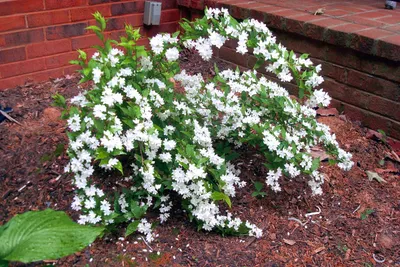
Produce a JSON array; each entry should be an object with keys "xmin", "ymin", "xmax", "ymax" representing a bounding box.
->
[{"xmin": 59, "ymin": 10, "xmax": 353, "ymax": 241}]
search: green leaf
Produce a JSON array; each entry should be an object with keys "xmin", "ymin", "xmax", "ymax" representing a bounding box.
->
[
  {"xmin": 360, "ymin": 208, "xmax": 374, "ymax": 220},
  {"xmin": 125, "ymin": 220, "xmax": 140, "ymax": 237},
  {"xmin": 253, "ymin": 58, "xmax": 264, "ymax": 69},
  {"xmin": 86, "ymin": 25, "xmax": 102, "ymax": 33},
  {"xmin": 77, "ymin": 49, "xmax": 87, "ymax": 61},
  {"xmin": 93, "ymin": 11, "xmax": 106, "ymax": 31},
  {"xmin": 69, "ymin": 60, "xmax": 81, "ymax": 65},
  {"xmin": 130, "ymin": 201, "xmax": 147, "ymax": 219},
  {"xmin": 253, "ymin": 181, "xmax": 264, "ymax": 192},
  {"xmin": 52, "ymin": 94, "xmax": 66, "ymax": 109},
  {"xmin": 211, "ymin": 192, "xmax": 232, "ymax": 208},
  {"xmin": 0, "ymin": 209, "xmax": 104, "ymax": 263},
  {"xmin": 115, "ymin": 160, "xmax": 124, "ymax": 175},
  {"xmin": 0, "ymin": 260, "xmax": 8, "ymax": 267},
  {"xmin": 185, "ymin": 144, "xmax": 196, "ymax": 158},
  {"xmin": 310, "ymin": 158, "xmax": 320, "ymax": 172}
]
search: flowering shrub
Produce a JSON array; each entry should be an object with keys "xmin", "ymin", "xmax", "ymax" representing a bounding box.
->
[{"xmin": 57, "ymin": 9, "xmax": 353, "ymax": 241}]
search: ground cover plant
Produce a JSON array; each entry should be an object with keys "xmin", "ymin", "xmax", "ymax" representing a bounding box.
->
[
  {"xmin": 0, "ymin": 210, "xmax": 103, "ymax": 266},
  {"xmin": 56, "ymin": 9, "xmax": 354, "ymax": 241}
]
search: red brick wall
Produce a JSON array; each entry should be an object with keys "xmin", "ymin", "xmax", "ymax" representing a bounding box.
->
[{"xmin": 0, "ymin": 0, "xmax": 181, "ymax": 90}]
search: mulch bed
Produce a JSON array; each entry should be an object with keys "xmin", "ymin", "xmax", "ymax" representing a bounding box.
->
[{"xmin": 1, "ymin": 54, "xmax": 399, "ymax": 267}]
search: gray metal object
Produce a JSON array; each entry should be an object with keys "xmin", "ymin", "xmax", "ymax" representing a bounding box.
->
[
  {"xmin": 385, "ymin": 0, "xmax": 397, "ymax": 9},
  {"xmin": 143, "ymin": 1, "xmax": 162, "ymax": 25}
]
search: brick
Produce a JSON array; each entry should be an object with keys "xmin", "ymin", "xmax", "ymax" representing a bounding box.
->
[
  {"xmin": 377, "ymin": 16, "xmax": 400, "ymax": 25},
  {"xmin": 350, "ymin": 30, "xmax": 395, "ymax": 58},
  {"xmin": 312, "ymin": 58, "xmax": 347, "ymax": 83},
  {"xmin": 389, "ymin": 121, "xmax": 400, "ymax": 141},
  {"xmin": 376, "ymin": 35, "xmax": 400, "ymax": 61},
  {"xmin": 323, "ymin": 78, "xmax": 369, "ymax": 109},
  {"xmin": 71, "ymin": 34, "xmax": 103, "ymax": 49},
  {"xmin": 330, "ymin": 100, "xmax": 392, "ymax": 136},
  {"xmin": 303, "ymin": 18, "xmax": 346, "ymax": 41},
  {"xmin": 347, "ymin": 69, "xmax": 400, "ymax": 101},
  {"xmin": 0, "ymin": 47, "xmax": 26, "ymax": 64},
  {"xmin": 264, "ymin": 13, "xmax": 284, "ymax": 30},
  {"xmin": 177, "ymin": 0, "xmax": 190, "ymax": 7},
  {"xmin": 0, "ymin": 15, "xmax": 26, "ymax": 32},
  {"xmin": 27, "ymin": 10, "xmax": 70, "ymax": 28},
  {"xmin": 190, "ymin": 10, "xmax": 204, "ymax": 20},
  {"xmin": 356, "ymin": 11, "xmax": 391, "ymax": 19},
  {"xmin": 271, "ymin": 9, "xmax": 307, "ymax": 18},
  {"xmin": 250, "ymin": 7, "xmax": 267, "ymax": 22},
  {"xmin": 111, "ymin": 1, "xmax": 145, "ymax": 16},
  {"xmin": 341, "ymin": 16, "xmax": 387, "ymax": 28},
  {"xmin": 363, "ymin": 57, "xmax": 400, "ymax": 83},
  {"xmin": 324, "ymin": 24, "xmax": 370, "ymax": 48},
  {"xmin": 0, "ymin": 29, "xmax": 44, "ymax": 48},
  {"xmin": 384, "ymin": 25, "xmax": 400, "ymax": 33},
  {"xmin": 137, "ymin": 37, "xmax": 149, "ymax": 48},
  {"xmin": 223, "ymin": 39, "xmax": 238, "ymax": 49},
  {"xmin": 27, "ymin": 39, "xmax": 72, "ymax": 58},
  {"xmin": 71, "ymin": 5, "xmax": 112, "ymax": 21},
  {"xmin": 0, "ymin": 67, "xmax": 65, "ymax": 90},
  {"xmin": 277, "ymin": 31, "xmax": 327, "ymax": 60},
  {"xmin": 160, "ymin": 9, "xmax": 180, "ymax": 23},
  {"xmin": 107, "ymin": 14, "xmax": 143, "ymax": 31},
  {"xmin": 325, "ymin": 44, "xmax": 362, "ymax": 70},
  {"xmin": 64, "ymin": 64, "xmax": 81, "ymax": 75},
  {"xmin": 157, "ymin": 0, "xmax": 178, "ymax": 9},
  {"xmin": 367, "ymin": 95, "xmax": 400, "ymax": 121},
  {"xmin": 219, "ymin": 46, "xmax": 247, "ymax": 68},
  {"xmin": 45, "ymin": 52, "xmax": 79, "ymax": 69},
  {"xmin": 325, "ymin": 77, "xmax": 400, "ymax": 121},
  {"xmin": 0, "ymin": 58, "xmax": 46, "ymax": 78},
  {"xmin": 227, "ymin": 3, "xmax": 255, "ymax": 20},
  {"xmin": 89, "ymin": 0, "xmax": 113, "ymax": 4},
  {"xmin": 0, "ymin": 0, "xmax": 44, "ymax": 16},
  {"xmin": 46, "ymin": 23, "xmax": 88, "ymax": 40},
  {"xmin": 145, "ymin": 22, "xmax": 178, "ymax": 37},
  {"xmin": 108, "ymin": 29, "xmax": 128, "ymax": 40},
  {"xmin": 179, "ymin": 6, "xmax": 190, "ymax": 21},
  {"xmin": 45, "ymin": 0, "xmax": 87, "ymax": 10},
  {"xmin": 190, "ymin": 0, "xmax": 204, "ymax": 10}
]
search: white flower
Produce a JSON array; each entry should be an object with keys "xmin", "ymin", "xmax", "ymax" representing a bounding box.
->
[
  {"xmin": 159, "ymin": 152, "xmax": 172, "ymax": 163},
  {"xmin": 68, "ymin": 114, "xmax": 81, "ymax": 132},
  {"xmin": 92, "ymin": 67, "xmax": 103, "ymax": 84},
  {"xmin": 208, "ymin": 30, "xmax": 226, "ymax": 48},
  {"xmin": 150, "ymin": 34, "xmax": 165, "ymax": 54},
  {"xmin": 165, "ymin": 47, "xmax": 179, "ymax": 61},
  {"xmin": 137, "ymin": 218, "xmax": 154, "ymax": 243},
  {"xmin": 266, "ymin": 168, "xmax": 282, "ymax": 192},
  {"xmin": 305, "ymin": 72, "xmax": 324, "ymax": 88},
  {"xmin": 263, "ymin": 130, "xmax": 280, "ymax": 151},
  {"xmin": 93, "ymin": 104, "xmax": 107, "ymax": 120},
  {"xmin": 141, "ymin": 56, "xmax": 153, "ymax": 70},
  {"xmin": 164, "ymin": 140, "xmax": 176, "ymax": 151},
  {"xmin": 307, "ymin": 89, "xmax": 331, "ymax": 107},
  {"xmin": 100, "ymin": 200, "xmax": 112, "ymax": 216},
  {"xmin": 84, "ymin": 197, "xmax": 96, "ymax": 209},
  {"xmin": 284, "ymin": 163, "xmax": 300, "ymax": 178}
]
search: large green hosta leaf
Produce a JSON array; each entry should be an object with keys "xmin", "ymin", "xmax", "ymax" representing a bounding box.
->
[{"xmin": 0, "ymin": 209, "xmax": 104, "ymax": 264}]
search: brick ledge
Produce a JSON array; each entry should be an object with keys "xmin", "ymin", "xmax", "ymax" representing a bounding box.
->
[{"xmin": 178, "ymin": 0, "xmax": 400, "ymax": 62}]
